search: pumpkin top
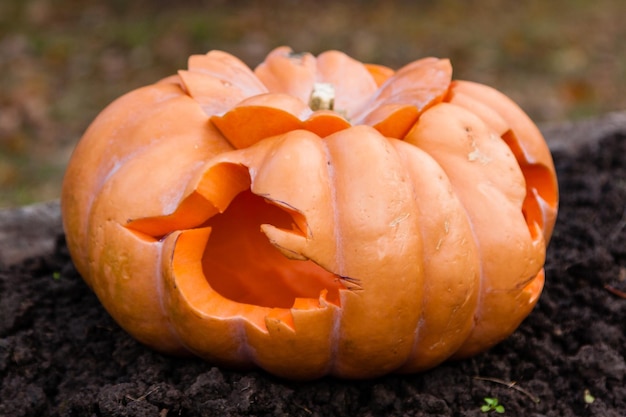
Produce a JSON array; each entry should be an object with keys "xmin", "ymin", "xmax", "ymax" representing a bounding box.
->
[{"xmin": 174, "ymin": 46, "xmax": 451, "ymax": 148}]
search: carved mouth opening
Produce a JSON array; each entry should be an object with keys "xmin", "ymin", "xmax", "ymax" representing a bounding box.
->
[
  {"xmin": 126, "ymin": 162, "xmax": 343, "ymax": 311},
  {"xmin": 500, "ymin": 130, "xmax": 559, "ymax": 243},
  {"xmin": 200, "ymin": 187, "xmax": 343, "ymax": 309}
]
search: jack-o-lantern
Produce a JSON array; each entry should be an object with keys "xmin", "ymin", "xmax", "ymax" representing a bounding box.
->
[{"xmin": 62, "ymin": 46, "xmax": 558, "ymax": 379}]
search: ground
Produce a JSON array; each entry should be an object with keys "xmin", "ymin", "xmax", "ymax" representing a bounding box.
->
[{"xmin": 1, "ymin": 129, "xmax": 625, "ymax": 416}]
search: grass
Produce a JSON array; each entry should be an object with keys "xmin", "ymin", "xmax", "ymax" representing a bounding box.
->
[{"xmin": 0, "ymin": 0, "xmax": 624, "ymax": 208}]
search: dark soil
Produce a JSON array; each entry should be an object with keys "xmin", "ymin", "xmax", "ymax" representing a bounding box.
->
[{"xmin": 1, "ymin": 133, "xmax": 625, "ymax": 417}]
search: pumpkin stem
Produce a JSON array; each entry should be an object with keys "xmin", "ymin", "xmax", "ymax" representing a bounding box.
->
[{"xmin": 309, "ymin": 83, "xmax": 335, "ymax": 111}]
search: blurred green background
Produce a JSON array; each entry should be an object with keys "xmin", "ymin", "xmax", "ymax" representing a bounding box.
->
[{"xmin": 1, "ymin": 0, "xmax": 624, "ymax": 208}]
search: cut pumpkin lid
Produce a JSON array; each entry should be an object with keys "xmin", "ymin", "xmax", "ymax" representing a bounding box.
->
[{"xmin": 178, "ymin": 48, "xmax": 455, "ymax": 148}]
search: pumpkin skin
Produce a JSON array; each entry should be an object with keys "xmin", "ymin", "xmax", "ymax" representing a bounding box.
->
[{"xmin": 61, "ymin": 46, "xmax": 558, "ymax": 379}]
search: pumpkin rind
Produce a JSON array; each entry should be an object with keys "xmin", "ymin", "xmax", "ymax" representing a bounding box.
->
[{"xmin": 62, "ymin": 46, "xmax": 558, "ymax": 379}]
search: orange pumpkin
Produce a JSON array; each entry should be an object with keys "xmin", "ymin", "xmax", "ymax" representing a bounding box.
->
[{"xmin": 62, "ymin": 46, "xmax": 558, "ymax": 379}]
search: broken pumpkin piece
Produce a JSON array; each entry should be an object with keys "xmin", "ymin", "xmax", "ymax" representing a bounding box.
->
[
  {"xmin": 365, "ymin": 104, "xmax": 420, "ymax": 138},
  {"xmin": 303, "ymin": 111, "xmax": 351, "ymax": 137},
  {"xmin": 211, "ymin": 104, "xmax": 303, "ymax": 149},
  {"xmin": 62, "ymin": 47, "xmax": 558, "ymax": 380},
  {"xmin": 364, "ymin": 63, "xmax": 395, "ymax": 87},
  {"xmin": 187, "ymin": 51, "xmax": 268, "ymax": 97},
  {"xmin": 210, "ymin": 90, "xmax": 352, "ymax": 148}
]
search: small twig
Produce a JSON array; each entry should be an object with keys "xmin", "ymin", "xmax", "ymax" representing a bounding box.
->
[
  {"xmin": 604, "ymin": 284, "xmax": 626, "ymax": 299},
  {"xmin": 293, "ymin": 402, "xmax": 313, "ymax": 414},
  {"xmin": 474, "ymin": 376, "xmax": 540, "ymax": 404},
  {"xmin": 125, "ymin": 386, "xmax": 160, "ymax": 402}
]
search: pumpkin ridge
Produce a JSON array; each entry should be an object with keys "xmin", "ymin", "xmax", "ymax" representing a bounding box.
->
[
  {"xmin": 405, "ymin": 102, "xmax": 543, "ymax": 357},
  {"xmin": 321, "ymin": 136, "xmax": 345, "ymax": 278},
  {"xmin": 387, "ymin": 139, "xmax": 481, "ymax": 372},
  {"xmin": 446, "ymin": 80, "xmax": 558, "ymax": 241},
  {"xmin": 319, "ymin": 126, "xmax": 426, "ymax": 377}
]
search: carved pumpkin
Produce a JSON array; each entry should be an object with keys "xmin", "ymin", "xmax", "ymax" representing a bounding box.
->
[{"xmin": 61, "ymin": 46, "xmax": 558, "ymax": 379}]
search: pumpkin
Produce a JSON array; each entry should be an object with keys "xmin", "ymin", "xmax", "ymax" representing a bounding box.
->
[{"xmin": 61, "ymin": 46, "xmax": 558, "ymax": 379}]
